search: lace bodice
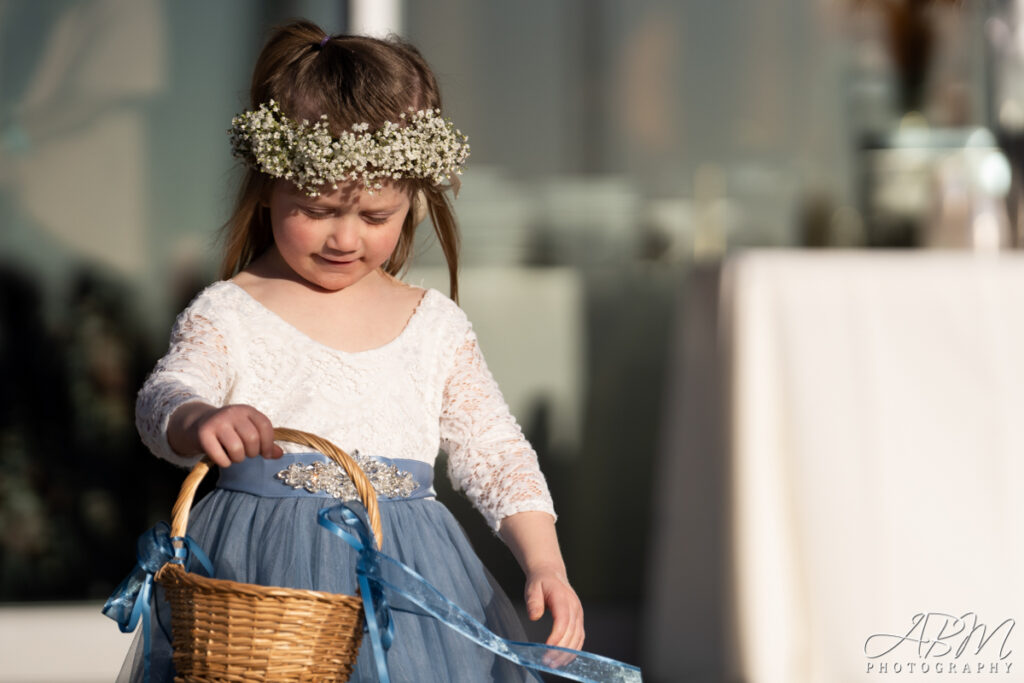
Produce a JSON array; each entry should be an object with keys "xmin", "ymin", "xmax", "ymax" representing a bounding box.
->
[{"xmin": 135, "ymin": 281, "xmax": 554, "ymax": 529}]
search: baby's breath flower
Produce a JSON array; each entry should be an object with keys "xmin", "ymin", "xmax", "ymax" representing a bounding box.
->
[{"xmin": 229, "ymin": 100, "xmax": 470, "ymax": 196}]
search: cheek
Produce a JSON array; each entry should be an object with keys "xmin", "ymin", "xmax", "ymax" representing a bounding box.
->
[
  {"xmin": 372, "ymin": 224, "xmax": 405, "ymax": 256},
  {"xmin": 272, "ymin": 217, "xmax": 318, "ymax": 250}
]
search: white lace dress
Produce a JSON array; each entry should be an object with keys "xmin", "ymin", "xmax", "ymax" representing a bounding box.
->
[{"xmin": 120, "ymin": 280, "xmax": 553, "ymax": 683}]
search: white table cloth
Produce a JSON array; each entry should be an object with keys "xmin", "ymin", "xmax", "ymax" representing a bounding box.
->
[{"xmin": 724, "ymin": 252, "xmax": 1024, "ymax": 682}]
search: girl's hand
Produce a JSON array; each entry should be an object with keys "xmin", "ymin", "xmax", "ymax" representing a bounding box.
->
[
  {"xmin": 498, "ymin": 510, "xmax": 584, "ymax": 668},
  {"xmin": 525, "ymin": 564, "xmax": 585, "ymax": 668},
  {"xmin": 168, "ymin": 402, "xmax": 283, "ymax": 467}
]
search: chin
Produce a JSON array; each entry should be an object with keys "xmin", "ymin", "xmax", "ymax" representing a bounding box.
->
[{"xmin": 310, "ymin": 272, "xmax": 371, "ymax": 292}]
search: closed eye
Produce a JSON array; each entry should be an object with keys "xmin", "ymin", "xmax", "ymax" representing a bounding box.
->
[
  {"xmin": 301, "ymin": 208, "xmax": 333, "ymax": 219},
  {"xmin": 363, "ymin": 213, "xmax": 394, "ymax": 225}
]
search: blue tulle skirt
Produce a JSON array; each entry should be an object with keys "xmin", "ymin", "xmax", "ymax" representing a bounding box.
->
[{"xmin": 117, "ymin": 487, "xmax": 541, "ymax": 682}]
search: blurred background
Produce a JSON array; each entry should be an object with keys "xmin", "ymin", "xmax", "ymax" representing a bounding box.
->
[{"xmin": 1, "ymin": 0, "xmax": 1023, "ymax": 681}]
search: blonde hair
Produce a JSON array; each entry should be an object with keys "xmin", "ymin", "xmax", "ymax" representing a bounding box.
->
[{"xmin": 219, "ymin": 20, "xmax": 461, "ymax": 300}]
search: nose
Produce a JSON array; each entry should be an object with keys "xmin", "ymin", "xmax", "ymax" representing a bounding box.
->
[{"xmin": 325, "ymin": 217, "xmax": 362, "ymax": 253}]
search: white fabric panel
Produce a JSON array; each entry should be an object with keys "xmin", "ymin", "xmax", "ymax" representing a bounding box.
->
[{"xmin": 725, "ymin": 252, "xmax": 1024, "ymax": 682}]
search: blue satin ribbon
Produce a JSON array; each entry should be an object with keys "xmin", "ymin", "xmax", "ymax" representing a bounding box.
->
[
  {"xmin": 318, "ymin": 504, "xmax": 643, "ymax": 683},
  {"xmin": 102, "ymin": 522, "xmax": 213, "ymax": 682},
  {"xmin": 317, "ymin": 506, "xmax": 396, "ymax": 682}
]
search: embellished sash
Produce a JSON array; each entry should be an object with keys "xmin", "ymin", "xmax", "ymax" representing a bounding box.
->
[{"xmin": 216, "ymin": 451, "xmax": 436, "ymax": 501}]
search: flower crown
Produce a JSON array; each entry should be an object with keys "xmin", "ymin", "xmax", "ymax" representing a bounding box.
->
[{"xmin": 229, "ymin": 100, "xmax": 470, "ymax": 196}]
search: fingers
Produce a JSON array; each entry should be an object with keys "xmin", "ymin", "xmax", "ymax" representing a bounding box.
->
[
  {"xmin": 197, "ymin": 426, "xmax": 231, "ymax": 468},
  {"xmin": 213, "ymin": 421, "xmax": 249, "ymax": 464},
  {"xmin": 195, "ymin": 405, "xmax": 280, "ymax": 466},
  {"xmin": 546, "ymin": 592, "xmax": 571, "ymax": 645},
  {"xmin": 250, "ymin": 411, "xmax": 282, "ymax": 460},
  {"xmin": 524, "ymin": 573, "xmax": 585, "ymax": 669},
  {"xmin": 542, "ymin": 581, "xmax": 585, "ymax": 669},
  {"xmin": 236, "ymin": 418, "xmax": 263, "ymax": 460},
  {"xmin": 544, "ymin": 583, "xmax": 584, "ymax": 648},
  {"xmin": 525, "ymin": 582, "xmax": 545, "ymax": 621}
]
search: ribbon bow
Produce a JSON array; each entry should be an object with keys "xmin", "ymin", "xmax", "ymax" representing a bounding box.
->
[
  {"xmin": 318, "ymin": 504, "xmax": 643, "ymax": 683},
  {"xmin": 102, "ymin": 522, "xmax": 213, "ymax": 682}
]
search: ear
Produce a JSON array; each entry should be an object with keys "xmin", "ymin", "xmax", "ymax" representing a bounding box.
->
[{"xmin": 411, "ymin": 190, "xmax": 429, "ymax": 226}]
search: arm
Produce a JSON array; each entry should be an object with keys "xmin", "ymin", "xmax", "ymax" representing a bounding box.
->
[
  {"xmin": 439, "ymin": 331, "xmax": 584, "ymax": 651},
  {"xmin": 439, "ymin": 333, "xmax": 556, "ymax": 528},
  {"xmin": 137, "ymin": 300, "xmax": 279, "ymax": 467},
  {"xmin": 499, "ymin": 510, "xmax": 585, "ymax": 654}
]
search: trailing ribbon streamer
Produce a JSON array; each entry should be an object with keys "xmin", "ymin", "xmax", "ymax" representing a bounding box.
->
[
  {"xmin": 316, "ymin": 506, "xmax": 396, "ymax": 682},
  {"xmin": 102, "ymin": 522, "xmax": 213, "ymax": 682},
  {"xmin": 318, "ymin": 505, "xmax": 643, "ymax": 683}
]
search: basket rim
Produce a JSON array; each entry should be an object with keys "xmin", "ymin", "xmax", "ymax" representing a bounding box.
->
[{"xmin": 156, "ymin": 562, "xmax": 366, "ymax": 604}]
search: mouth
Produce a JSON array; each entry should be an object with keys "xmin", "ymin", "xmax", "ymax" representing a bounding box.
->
[{"xmin": 316, "ymin": 254, "xmax": 359, "ymax": 266}]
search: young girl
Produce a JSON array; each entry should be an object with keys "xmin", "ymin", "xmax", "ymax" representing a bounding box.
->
[{"xmin": 119, "ymin": 20, "xmax": 584, "ymax": 683}]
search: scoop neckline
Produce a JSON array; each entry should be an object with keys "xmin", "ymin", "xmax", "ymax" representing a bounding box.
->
[{"xmin": 217, "ymin": 280, "xmax": 435, "ymax": 356}]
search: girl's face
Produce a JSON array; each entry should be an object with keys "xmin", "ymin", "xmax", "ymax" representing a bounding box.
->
[{"xmin": 267, "ymin": 180, "xmax": 410, "ymax": 292}]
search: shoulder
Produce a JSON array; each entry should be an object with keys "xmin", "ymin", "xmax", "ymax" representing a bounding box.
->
[
  {"xmin": 410, "ymin": 289, "xmax": 477, "ymax": 383},
  {"xmin": 416, "ymin": 288, "xmax": 472, "ymax": 336},
  {"xmin": 179, "ymin": 279, "xmax": 242, "ymax": 308},
  {"xmin": 384, "ymin": 277, "xmax": 432, "ymax": 317},
  {"xmin": 169, "ymin": 280, "xmax": 248, "ymax": 334}
]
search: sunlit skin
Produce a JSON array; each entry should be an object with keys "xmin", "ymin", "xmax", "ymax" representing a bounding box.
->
[
  {"xmin": 163, "ymin": 181, "xmax": 585, "ymax": 657},
  {"xmin": 264, "ymin": 181, "xmax": 410, "ymax": 294}
]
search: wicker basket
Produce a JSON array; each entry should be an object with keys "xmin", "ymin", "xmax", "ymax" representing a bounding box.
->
[{"xmin": 155, "ymin": 428, "xmax": 383, "ymax": 683}]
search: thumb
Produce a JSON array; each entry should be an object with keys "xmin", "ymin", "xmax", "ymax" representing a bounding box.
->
[{"xmin": 525, "ymin": 582, "xmax": 545, "ymax": 621}]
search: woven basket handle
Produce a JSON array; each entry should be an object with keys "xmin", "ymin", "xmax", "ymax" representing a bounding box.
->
[{"xmin": 169, "ymin": 427, "xmax": 384, "ymax": 550}]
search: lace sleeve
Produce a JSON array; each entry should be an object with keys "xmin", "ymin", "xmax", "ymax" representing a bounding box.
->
[
  {"xmin": 135, "ymin": 306, "xmax": 233, "ymax": 467},
  {"xmin": 439, "ymin": 331, "xmax": 556, "ymax": 531}
]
